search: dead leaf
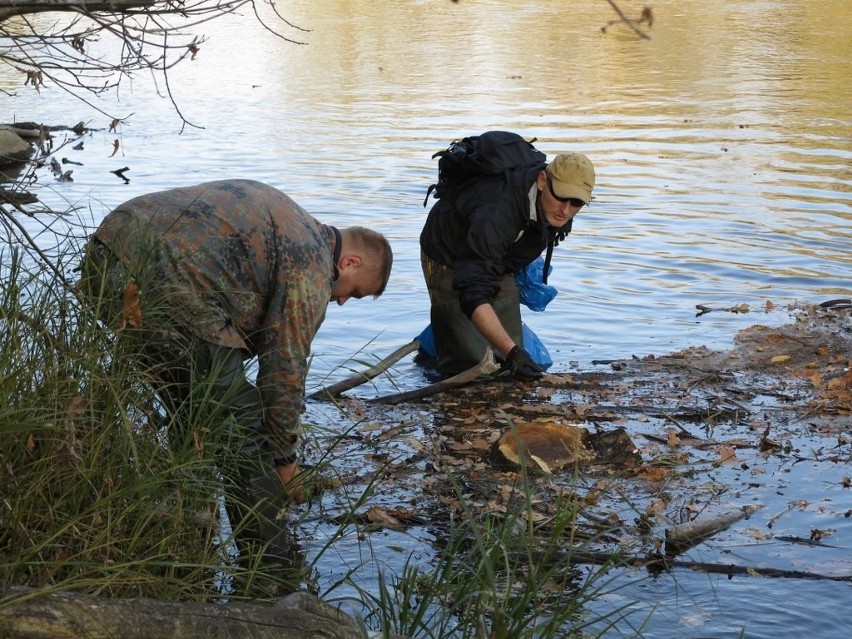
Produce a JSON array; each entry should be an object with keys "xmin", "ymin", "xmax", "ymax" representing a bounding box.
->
[
  {"xmin": 25, "ymin": 433, "xmax": 36, "ymax": 455},
  {"xmin": 109, "ymin": 139, "xmax": 120, "ymax": 157},
  {"xmin": 770, "ymin": 354, "xmax": 790, "ymax": 363},
  {"xmin": 827, "ymin": 371, "xmax": 852, "ymax": 390},
  {"xmin": 764, "ymin": 300, "xmax": 775, "ymax": 312},
  {"xmin": 716, "ymin": 445, "xmax": 737, "ymax": 464},
  {"xmin": 635, "ymin": 466, "xmax": 668, "ymax": 481},
  {"xmin": 365, "ymin": 506, "xmax": 403, "ymax": 529},
  {"xmin": 120, "ymin": 279, "xmax": 142, "ymax": 329},
  {"xmin": 667, "ymin": 430, "xmax": 680, "ymax": 447}
]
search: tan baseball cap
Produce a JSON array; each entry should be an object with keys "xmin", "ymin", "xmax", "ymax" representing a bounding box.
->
[{"xmin": 546, "ymin": 153, "xmax": 595, "ymax": 204}]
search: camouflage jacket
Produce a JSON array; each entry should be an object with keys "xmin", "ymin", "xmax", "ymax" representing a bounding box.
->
[{"xmin": 95, "ymin": 179, "xmax": 337, "ymax": 459}]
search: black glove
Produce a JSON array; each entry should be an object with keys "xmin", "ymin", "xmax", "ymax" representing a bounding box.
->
[{"xmin": 505, "ymin": 346, "xmax": 543, "ymax": 381}]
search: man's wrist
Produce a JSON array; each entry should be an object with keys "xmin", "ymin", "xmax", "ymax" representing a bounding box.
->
[{"xmin": 274, "ymin": 451, "xmax": 300, "ymax": 467}]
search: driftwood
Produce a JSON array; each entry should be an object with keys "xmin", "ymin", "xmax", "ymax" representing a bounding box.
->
[
  {"xmin": 665, "ymin": 505, "xmax": 763, "ymax": 555},
  {"xmin": 0, "ymin": 586, "xmax": 407, "ymax": 639},
  {"xmin": 308, "ymin": 339, "xmax": 420, "ymax": 400},
  {"xmin": 370, "ymin": 348, "xmax": 500, "ymax": 405}
]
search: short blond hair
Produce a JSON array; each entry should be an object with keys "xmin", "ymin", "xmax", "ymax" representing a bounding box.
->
[{"xmin": 345, "ymin": 226, "xmax": 393, "ymax": 297}]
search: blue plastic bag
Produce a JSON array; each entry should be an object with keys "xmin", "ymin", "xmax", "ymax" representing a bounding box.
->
[
  {"xmin": 415, "ymin": 322, "xmax": 551, "ymax": 370},
  {"xmin": 515, "ymin": 257, "xmax": 557, "ymax": 312}
]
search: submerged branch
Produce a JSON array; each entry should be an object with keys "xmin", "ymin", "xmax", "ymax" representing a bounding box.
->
[
  {"xmin": 308, "ymin": 339, "xmax": 421, "ymax": 400},
  {"xmin": 371, "ymin": 348, "xmax": 501, "ymax": 405}
]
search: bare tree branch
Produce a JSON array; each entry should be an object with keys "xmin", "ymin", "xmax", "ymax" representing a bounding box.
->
[{"xmin": 0, "ymin": 2, "xmax": 309, "ymax": 127}]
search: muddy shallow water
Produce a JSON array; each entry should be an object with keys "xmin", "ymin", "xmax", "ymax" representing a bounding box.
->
[{"xmin": 298, "ymin": 305, "xmax": 851, "ymax": 637}]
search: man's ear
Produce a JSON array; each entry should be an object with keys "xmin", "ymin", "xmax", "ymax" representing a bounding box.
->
[{"xmin": 338, "ymin": 253, "xmax": 364, "ymax": 270}]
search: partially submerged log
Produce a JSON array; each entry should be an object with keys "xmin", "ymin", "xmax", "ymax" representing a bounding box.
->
[
  {"xmin": 665, "ymin": 505, "xmax": 763, "ymax": 556},
  {"xmin": 0, "ymin": 586, "xmax": 407, "ymax": 639},
  {"xmin": 494, "ymin": 420, "xmax": 594, "ymax": 473},
  {"xmin": 0, "ymin": 126, "xmax": 34, "ymax": 166},
  {"xmin": 492, "ymin": 421, "xmax": 641, "ymax": 473}
]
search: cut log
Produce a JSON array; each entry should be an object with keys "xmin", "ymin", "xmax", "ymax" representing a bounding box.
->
[
  {"xmin": 493, "ymin": 420, "xmax": 595, "ymax": 473},
  {"xmin": 492, "ymin": 421, "xmax": 642, "ymax": 473}
]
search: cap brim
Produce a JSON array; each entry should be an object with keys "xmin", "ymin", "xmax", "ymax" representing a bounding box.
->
[{"xmin": 551, "ymin": 179, "xmax": 591, "ymax": 203}]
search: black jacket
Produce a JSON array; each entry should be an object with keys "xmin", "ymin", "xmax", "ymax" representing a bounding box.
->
[{"xmin": 420, "ymin": 164, "xmax": 571, "ymax": 318}]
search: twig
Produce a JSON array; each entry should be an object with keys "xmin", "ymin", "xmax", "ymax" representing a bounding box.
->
[
  {"xmin": 603, "ymin": 0, "xmax": 652, "ymax": 40},
  {"xmin": 308, "ymin": 339, "xmax": 421, "ymax": 400},
  {"xmin": 370, "ymin": 348, "xmax": 500, "ymax": 405}
]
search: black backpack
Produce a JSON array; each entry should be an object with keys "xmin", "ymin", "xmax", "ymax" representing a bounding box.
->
[{"xmin": 423, "ymin": 130, "xmax": 546, "ymax": 207}]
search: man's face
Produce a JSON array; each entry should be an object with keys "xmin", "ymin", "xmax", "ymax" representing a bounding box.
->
[
  {"xmin": 537, "ymin": 171, "xmax": 585, "ymax": 228},
  {"xmin": 330, "ymin": 256, "xmax": 382, "ymax": 306}
]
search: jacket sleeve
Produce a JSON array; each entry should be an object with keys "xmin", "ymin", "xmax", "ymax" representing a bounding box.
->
[
  {"xmin": 255, "ymin": 258, "xmax": 330, "ymax": 460},
  {"xmin": 453, "ymin": 194, "xmax": 525, "ymax": 318}
]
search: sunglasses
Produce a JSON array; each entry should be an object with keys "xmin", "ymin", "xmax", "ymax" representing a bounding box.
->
[{"xmin": 547, "ymin": 175, "xmax": 586, "ymax": 208}]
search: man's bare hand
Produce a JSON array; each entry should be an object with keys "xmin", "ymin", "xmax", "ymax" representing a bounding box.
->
[{"xmin": 276, "ymin": 462, "xmax": 308, "ymax": 503}]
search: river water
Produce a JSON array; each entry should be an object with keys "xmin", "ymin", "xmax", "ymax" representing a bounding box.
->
[{"xmin": 3, "ymin": 0, "xmax": 850, "ymax": 636}]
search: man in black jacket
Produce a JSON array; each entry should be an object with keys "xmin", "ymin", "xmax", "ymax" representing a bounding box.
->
[{"xmin": 420, "ymin": 151, "xmax": 595, "ymax": 379}]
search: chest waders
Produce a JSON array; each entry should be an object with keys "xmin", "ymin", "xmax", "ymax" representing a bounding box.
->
[{"xmin": 421, "ymin": 252, "xmax": 523, "ymax": 376}]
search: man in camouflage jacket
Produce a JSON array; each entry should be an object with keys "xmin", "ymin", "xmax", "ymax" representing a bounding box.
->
[{"xmin": 81, "ymin": 179, "xmax": 392, "ymax": 566}]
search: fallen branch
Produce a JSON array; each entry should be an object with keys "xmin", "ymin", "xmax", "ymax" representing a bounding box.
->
[
  {"xmin": 524, "ymin": 548, "xmax": 852, "ymax": 583},
  {"xmin": 370, "ymin": 348, "xmax": 500, "ymax": 405},
  {"xmin": 308, "ymin": 339, "xmax": 420, "ymax": 400},
  {"xmin": 665, "ymin": 505, "xmax": 763, "ymax": 556}
]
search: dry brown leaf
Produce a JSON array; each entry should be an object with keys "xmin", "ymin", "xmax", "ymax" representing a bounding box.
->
[
  {"xmin": 635, "ymin": 466, "xmax": 668, "ymax": 481},
  {"xmin": 764, "ymin": 300, "xmax": 775, "ymax": 312},
  {"xmin": 121, "ymin": 279, "xmax": 142, "ymax": 329},
  {"xmin": 770, "ymin": 354, "xmax": 790, "ymax": 363},
  {"xmin": 365, "ymin": 506, "xmax": 403, "ymax": 529},
  {"xmin": 717, "ymin": 445, "xmax": 737, "ymax": 463},
  {"xmin": 667, "ymin": 430, "xmax": 680, "ymax": 447},
  {"xmin": 193, "ymin": 431, "xmax": 204, "ymax": 454},
  {"xmin": 25, "ymin": 433, "xmax": 36, "ymax": 455},
  {"xmin": 827, "ymin": 371, "xmax": 852, "ymax": 390}
]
